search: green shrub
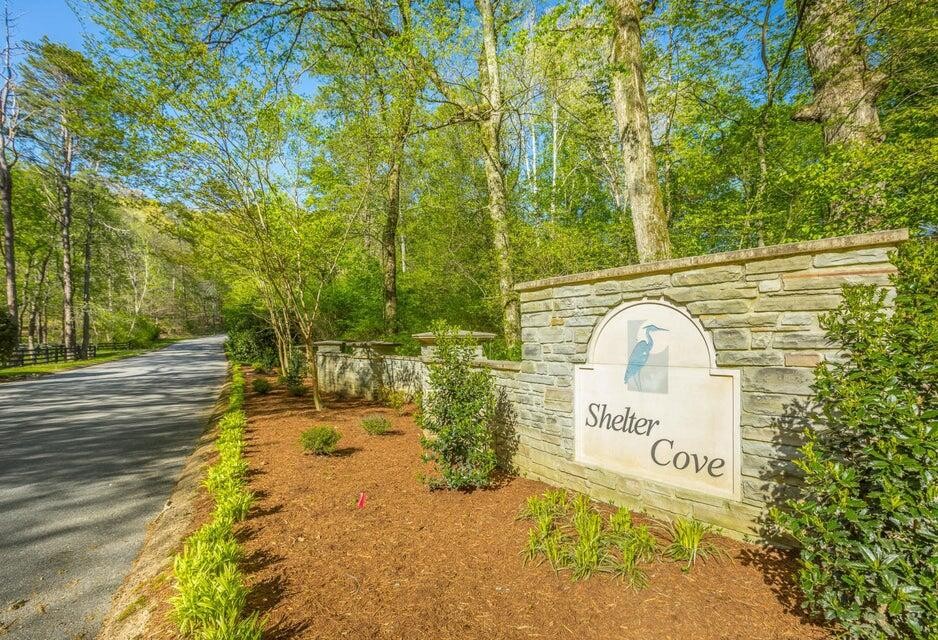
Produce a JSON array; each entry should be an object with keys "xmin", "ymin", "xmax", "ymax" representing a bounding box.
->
[
  {"xmin": 418, "ymin": 322, "xmax": 498, "ymax": 489},
  {"xmin": 300, "ymin": 426, "xmax": 342, "ymax": 455},
  {"xmin": 251, "ymin": 378, "xmax": 271, "ymax": 394},
  {"xmin": 662, "ymin": 517, "xmax": 723, "ymax": 572},
  {"xmin": 772, "ymin": 241, "xmax": 938, "ymax": 640},
  {"xmin": 361, "ymin": 415, "xmax": 391, "ymax": 435},
  {"xmin": 286, "ymin": 382, "xmax": 308, "ymax": 397},
  {"xmin": 0, "ymin": 307, "xmax": 17, "ymax": 360}
]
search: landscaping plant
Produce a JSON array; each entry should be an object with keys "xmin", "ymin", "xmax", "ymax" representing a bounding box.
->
[
  {"xmin": 286, "ymin": 382, "xmax": 308, "ymax": 397},
  {"xmin": 772, "ymin": 241, "xmax": 938, "ymax": 640},
  {"xmin": 519, "ymin": 490, "xmax": 659, "ymax": 589},
  {"xmin": 361, "ymin": 415, "xmax": 392, "ymax": 436},
  {"xmin": 300, "ymin": 426, "xmax": 342, "ymax": 455},
  {"xmin": 661, "ymin": 516, "xmax": 723, "ymax": 572},
  {"xmin": 170, "ymin": 360, "xmax": 262, "ymax": 639},
  {"xmin": 0, "ymin": 308, "xmax": 17, "ymax": 361},
  {"xmin": 418, "ymin": 322, "xmax": 498, "ymax": 489},
  {"xmin": 251, "ymin": 378, "xmax": 271, "ymax": 394}
]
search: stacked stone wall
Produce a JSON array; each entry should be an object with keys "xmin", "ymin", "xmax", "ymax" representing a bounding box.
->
[{"xmin": 316, "ymin": 229, "xmax": 908, "ymax": 538}]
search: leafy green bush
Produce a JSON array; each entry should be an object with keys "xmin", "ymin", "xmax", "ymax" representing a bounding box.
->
[
  {"xmin": 0, "ymin": 307, "xmax": 17, "ymax": 360},
  {"xmin": 251, "ymin": 378, "xmax": 271, "ymax": 394},
  {"xmin": 772, "ymin": 241, "xmax": 938, "ymax": 640},
  {"xmin": 286, "ymin": 383, "xmax": 308, "ymax": 397},
  {"xmin": 361, "ymin": 415, "xmax": 392, "ymax": 435},
  {"xmin": 418, "ymin": 322, "xmax": 498, "ymax": 489},
  {"xmin": 223, "ymin": 303, "xmax": 278, "ymax": 368},
  {"xmin": 300, "ymin": 426, "xmax": 342, "ymax": 455}
]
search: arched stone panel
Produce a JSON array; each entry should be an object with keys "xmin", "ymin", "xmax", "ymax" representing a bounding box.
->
[{"xmin": 575, "ymin": 299, "xmax": 741, "ymax": 500}]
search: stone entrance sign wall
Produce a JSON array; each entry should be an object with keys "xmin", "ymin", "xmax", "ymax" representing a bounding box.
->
[{"xmin": 316, "ymin": 229, "xmax": 908, "ymax": 538}]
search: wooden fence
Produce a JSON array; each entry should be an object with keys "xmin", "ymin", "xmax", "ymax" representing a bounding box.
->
[{"xmin": 0, "ymin": 342, "xmax": 131, "ymax": 368}]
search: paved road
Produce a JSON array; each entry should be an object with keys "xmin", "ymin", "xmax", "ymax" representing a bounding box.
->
[{"xmin": 0, "ymin": 336, "xmax": 228, "ymax": 639}]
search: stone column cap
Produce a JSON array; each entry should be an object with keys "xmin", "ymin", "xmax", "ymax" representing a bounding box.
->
[{"xmin": 411, "ymin": 331, "xmax": 496, "ymax": 345}]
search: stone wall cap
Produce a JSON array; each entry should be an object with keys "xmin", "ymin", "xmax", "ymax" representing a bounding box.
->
[
  {"xmin": 313, "ymin": 340, "xmax": 345, "ymax": 346},
  {"xmin": 412, "ymin": 331, "xmax": 496, "ymax": 344},
  {"xmin": 515, "ymin": 228, "xmax": 909, "ymax": 292}
]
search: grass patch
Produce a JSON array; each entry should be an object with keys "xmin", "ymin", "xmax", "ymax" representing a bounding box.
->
[
  {"xmin": 361, "ymin": 415, "xmax": 392, "ymax": 435},
  {"xmin": 115, "ymin": 595, "xmax": 148, "ymax": 622},
  {"xmin": 169, "ymin": 361, "xmax": 263, "ymax": 639},
  {"xmin": 300, "ymin": 426, "xmax": 342, "ymax": 454}
]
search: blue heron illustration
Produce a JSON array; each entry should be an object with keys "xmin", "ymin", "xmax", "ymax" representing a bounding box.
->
[{"xmin": 624, "ymin": 324, "xmax": 668, "ymax": 390}]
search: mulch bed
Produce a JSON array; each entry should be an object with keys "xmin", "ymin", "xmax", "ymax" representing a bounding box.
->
[{"xmin": 240, "ymin": 369, "xmax": 830, "ymax": 640}]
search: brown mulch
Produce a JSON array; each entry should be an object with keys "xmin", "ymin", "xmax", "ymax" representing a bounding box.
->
[{"xmin": 240, "ymin": 371, "xmax": 830, "ymax": 640}]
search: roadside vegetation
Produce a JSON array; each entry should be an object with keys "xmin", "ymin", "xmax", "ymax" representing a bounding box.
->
[
  {"xmin": 170, "ymin": 361, "xmax": 262, "ymax": 640},
  {"xmin": 0, "ymin": 338, "xmax": 185, "ymax": 380},
  {"xmin": 773, "ymin": 242, "xmax": 938, "ymax": 640}
]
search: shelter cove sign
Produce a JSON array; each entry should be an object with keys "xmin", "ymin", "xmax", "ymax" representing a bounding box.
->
[{"xmin": 574, "ymin": 300, "xmax": 741, "ymax": 500}]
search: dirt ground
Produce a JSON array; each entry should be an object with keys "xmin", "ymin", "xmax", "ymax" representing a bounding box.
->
[{"xmin": 239, "ymin": 370, "xmax": 830, "ymax": 640}]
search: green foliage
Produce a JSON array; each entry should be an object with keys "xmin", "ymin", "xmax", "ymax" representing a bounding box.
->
[
  {"xmin": 662, "ymin": 517, "xmax": 724, "ymax": 572},
  {"xmin": 418, "ymin": 322, "xmax": 498, "ymax": 490},
  {"xmin": 224, "ymin": 304, "xmax": 278, "ymax": 369},
  {"xmin": 170, "ymin": 359, "xmax": 261, "ymax": 638},
  {"xmin": 0, "ymin": 309, "xmax": 17, "ymax": 360},
  {"xmin": 519, "ymin": 490, "xmax": 659, "ymax": 589},
  {"xmin": 300, "ymin": 426, "xmax": 342, "ymax": 455},
  {"xmin": 251, "ymin": 378, "xmax": 270, "ymax": 394},
  {"xmin": 772, "ymin": 241, "xmax": 938, "ymax": 640},
  {"xmin": 361, "ymin": 415, "xmax": 392, "ymax": 436},
  {"xmin": 285, "ymin": 383, "xmax": 308, "ymax": 397}
]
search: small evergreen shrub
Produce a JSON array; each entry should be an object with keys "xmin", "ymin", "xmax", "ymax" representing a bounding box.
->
[
  {"xmin": 300, "ymin": 426, "xmax": 342, "ymax": 455},
  {"xmin": 418, "ymin": 322, "xmax": 498, "ymax": 489},
  {"xmin": 361, "ymin": 415, "xmax": 392, "ymax": 435},
  {"xmin": 286, "ymin": 383, "xmax": 308, "ymax": 397},
  {"xmin": 772, "ymin": 241, "xmax": 938, "ymax": 640},
  {"xmin": 251, "ymin": 378, "xmax": 271, "ymax": 394}
]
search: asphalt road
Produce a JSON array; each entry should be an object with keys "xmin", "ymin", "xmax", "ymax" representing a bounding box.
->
[{"xmin": 0, "ymin": 336, "xmax": 228, "ymax": 640}]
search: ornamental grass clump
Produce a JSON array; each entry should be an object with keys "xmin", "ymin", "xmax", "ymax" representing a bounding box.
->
[
  {"xmin": 661, "ymin": 516, "xmax": 723, "ymax": 572},
  {"xmin": 300, "ymin": 426, "xmax": 342, "ymax": 455},
  {"xmin": 418, "ymin": 322, "xmax": 498, "ymax": 489},
  {"xmin": 519, "ymin": 490, "xmax": 659, "ymax": 589},
  {"xmin": 772, "ymin": 241, "xmax": 938, "ymax": 640},
  {"xmin": 170, "ymin": 360, "xmax": 261, "ymax": 638},
  {"xmin": 251, "ymin": 378, "xmax": 270, "ymax": 394}
]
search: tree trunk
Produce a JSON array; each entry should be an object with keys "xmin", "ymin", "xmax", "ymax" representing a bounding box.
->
[
  {"xmin": 476, "ymin": 0, "xmax": 520, "ymax": 348},
  {"xmin": 303, "ymin": 332, "xmax": 322, "ymax": 412},
  {"xmin": 80, "ymin": 195, "xmax": 94, "ymax": 357},
  {"xmin": 60, "ymin": 179, "xmax": 76, "ymax": 350},
  {"xmin": 793, "ymin": 0, "xmax": 884, "ymax": 146},
  {"xmin": 1, "ymin": 166, "xmax": 14, "ymax": 322},
  {"xmin": 381, "ymin": 100, "xmax": 412, "ymax": 336},
  {"xmin": 608, "ymin": 0, "xmax": 671, "ymax": 263}
]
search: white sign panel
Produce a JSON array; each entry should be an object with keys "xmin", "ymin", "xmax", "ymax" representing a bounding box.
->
[{"xmin": 574, "ymin": 300, "xmax": 741, "ymax": 500}]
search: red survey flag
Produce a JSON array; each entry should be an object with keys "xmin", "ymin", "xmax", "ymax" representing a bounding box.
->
[{"xmin": 357, "ymin": 492, "xmax": 367, "ymax": 509}]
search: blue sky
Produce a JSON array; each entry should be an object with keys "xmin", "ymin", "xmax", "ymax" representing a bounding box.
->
[{"xmin": 11, "ymin": 0, "xmax": 94, "ymax": 50}]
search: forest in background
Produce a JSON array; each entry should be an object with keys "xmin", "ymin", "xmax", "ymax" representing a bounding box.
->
[{"xmin": 0, "ymin": 0, "xmax": 935, "ymax": 368}]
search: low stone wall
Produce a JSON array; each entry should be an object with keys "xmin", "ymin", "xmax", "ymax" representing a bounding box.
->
[{"xmin": 317, "ymin": 229, "xmax": 908, "ymax": 539}]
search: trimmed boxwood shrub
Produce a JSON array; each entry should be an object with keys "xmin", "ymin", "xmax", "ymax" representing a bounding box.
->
[
  {"xmin": 772, "ymin": 241, "xmax": 938, "ymax": 639},
  {"xmin": 361, "ymin": 415, "xmax": 392, "ymax": 435},
  {"xmin": 251, "ymin": 378, "xmax": 271, "ymax": 394}
]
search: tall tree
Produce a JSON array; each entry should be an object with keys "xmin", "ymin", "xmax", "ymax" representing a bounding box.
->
[
  {"xmin": 794, "ymin": 0, "xmax": 885, "ymax": 146},
  {"xmin": 475, "ymin": 0, "xmax": 520, "ymax": 346},
  {"xmin": 0, "ymin": 5, "xmax": 19, "ymax": 323},
  {"xmin": 608, "ymin": 0, "xmax": 671, "ymax": 262}
]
